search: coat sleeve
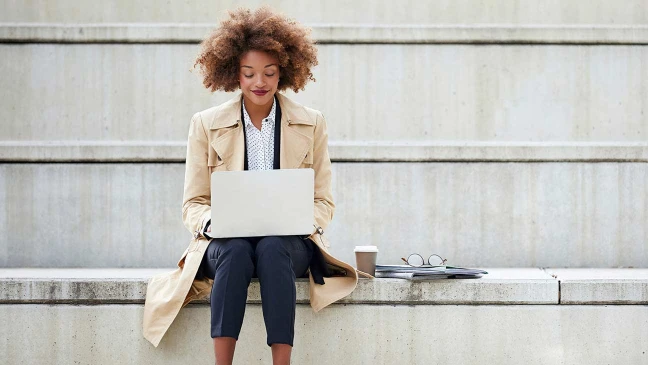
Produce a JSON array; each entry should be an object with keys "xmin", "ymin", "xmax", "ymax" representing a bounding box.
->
[
  {"xmin": 182, "ymin": 112, "xmax": 211, "ymax": 237},
  {"xmin": 312, "ymin": 111, "xmax": 335, "ymax": 232}
]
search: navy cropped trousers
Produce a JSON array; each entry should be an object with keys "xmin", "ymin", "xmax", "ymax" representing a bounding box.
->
[{"xmin": 196, "ymin": 235, "xmax": 313, "ymax": 347}]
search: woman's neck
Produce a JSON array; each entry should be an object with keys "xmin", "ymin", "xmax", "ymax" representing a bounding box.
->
[{"xmin": 243, "ymin": 95, "xmax": 274, "ymax": 124}]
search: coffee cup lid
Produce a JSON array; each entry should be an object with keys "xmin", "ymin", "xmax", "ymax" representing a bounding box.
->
[{"xmin": 354, "ymin": 245, "xmax": 379, "ymax": 253}]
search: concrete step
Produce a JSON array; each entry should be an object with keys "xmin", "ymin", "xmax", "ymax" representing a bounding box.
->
[
  {"xmin": 1, "ymin": 43, "xmax": 647, "ymax": 143},
  {"xmin": 3, "ymin": 0, "xmax": 647, "ymax": 24},
  {"xmin": 0, "ymin": 268, "xmax": 559, "ymax": 304},
  {"xmin": 546, "ymin": 268, "xmax": 648, "ymax": 304},
  {"xmin": 1, "ymin": 162, "xmax": 646, "ymax": 268},
  {"xmin": 0, "ymin": 268, "xmax": 646, "ymax": 364}
]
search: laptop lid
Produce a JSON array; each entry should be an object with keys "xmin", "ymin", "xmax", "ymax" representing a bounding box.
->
[{"xmin": 209, "ymin": 169, "xmax": 314, "ymax": 238}]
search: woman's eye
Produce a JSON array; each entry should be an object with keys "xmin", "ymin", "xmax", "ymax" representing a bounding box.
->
[{"xmin": 243, "ymin": 73, "xmax": 275, "ymax": 78}]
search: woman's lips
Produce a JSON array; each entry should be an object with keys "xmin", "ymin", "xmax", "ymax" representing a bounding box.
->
[{"xmin": 252, "ymin": 90, "xmax": 268, "ymax": 96}]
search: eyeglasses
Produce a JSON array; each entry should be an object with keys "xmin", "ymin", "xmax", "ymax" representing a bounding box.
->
[{"xmin": 401, "ymin": 253, "xmax": 448, "ymax": 267}]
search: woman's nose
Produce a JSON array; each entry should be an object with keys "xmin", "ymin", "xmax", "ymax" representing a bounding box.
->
[{"xmin": 255, "ymin": 75, "xmax": 266, "ymax": 87}]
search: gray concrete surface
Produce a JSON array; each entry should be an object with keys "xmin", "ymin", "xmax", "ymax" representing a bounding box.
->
[
  {"xmin": 2, "ymin": 44, "xmax": 647, "ymax": 142},
  {"xmin": 4, "ymin": 24, "xmax": 648, "ymax": 44},
  {"xmin": 0, "ymin": 268, "xmax": 558, "ymax": 305},
  {"xmin": 547, "ymin": 268, "xmax": 648, "ymax": 304},
  {"xmin": 1, "ymin": 163, "xmax": 646, "ymax": 268},
  {"xmin": 0, "ymin": 304, "xmax": 646, "ymax": 364},
  {"xmin": 2, "ymin": 0, "xmax": 648, "ymax": 24},
  {"xmin": 2, "ymin": 141, "xmax": 647, "ymax": 162}
]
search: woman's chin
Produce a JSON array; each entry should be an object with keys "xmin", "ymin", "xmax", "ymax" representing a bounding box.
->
[{"xmin": 244, "ymin": 92, "xmax": 274, "ymax": 106}]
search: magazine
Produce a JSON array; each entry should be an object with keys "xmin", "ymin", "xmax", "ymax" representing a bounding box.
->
[{"xmin": 375, "ymin": 265, "xmax": 487, "ymax": 280}]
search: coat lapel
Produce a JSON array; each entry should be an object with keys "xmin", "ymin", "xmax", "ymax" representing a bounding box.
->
[
  {"xmin": 211, "ymin": 128, "xmax": 244, "ymax": 171},
  {"xmin": 208, "ymin": 95, "xmax": 245, "ymax": 171},
  {"xmin": 277, "ymin": 93, "xmax": 314, "ymax": 169},
  {"xmin": 209, "ymin": 93, "xmax": 315, "ymax": 171}
]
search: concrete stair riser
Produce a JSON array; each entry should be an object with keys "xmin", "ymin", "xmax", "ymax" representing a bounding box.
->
[
  {"xmin": 1, "ymin": 163, "xmax": 646, "ymax": 268},
  {"xmin": 1, "ymin": 304, "xmax": 647, "ymax": 365},
  {"xmin": 3, "ymin": 0, "xmax": 648, "ymax": 24},
  {"xmin": 1, "ymin": 44, "xmax": 647, "ymax": 142}
]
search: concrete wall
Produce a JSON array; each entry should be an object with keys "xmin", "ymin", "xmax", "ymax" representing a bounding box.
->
[
  {"xmin": 2, "ymin": 163, "xmax": 645, "ymax": 268},
  {"xmin": 1, "ymin": 304, "xmax": 646, "ymax": 364},
  {"xmin": 2, "ymin": 43, "xmax": 647, "ymax": 142},
  {"xmin": 2, "ymin": 0, "xmax": 648, "ymax": 24},
  {"xmin": 1, "ymin": 2, "xmax": 646, "ymax": 271},
  {"xmin": 2, "ymin": 3, "xmax": 647, "ymax": 363}
]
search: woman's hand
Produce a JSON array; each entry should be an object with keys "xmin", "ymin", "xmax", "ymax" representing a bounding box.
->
[{"xmin": 202, "ymin": 219, "xmax": 212, "ymax": 239}]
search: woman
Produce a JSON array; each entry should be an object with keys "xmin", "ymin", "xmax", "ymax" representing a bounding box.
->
[{"xmin": 142, "ymin": 7, "xmax": 368, "ymax": 365}]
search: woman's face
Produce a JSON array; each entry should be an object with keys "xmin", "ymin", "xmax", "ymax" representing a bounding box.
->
[{"xmin": 239, "ymin": 50, "xmax": 280, "ymax": 108}]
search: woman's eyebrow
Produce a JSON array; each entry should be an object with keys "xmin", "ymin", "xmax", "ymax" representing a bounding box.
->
[{"xmin": 240, "ymin": 64, "xmax": 278, "ymax": 69}]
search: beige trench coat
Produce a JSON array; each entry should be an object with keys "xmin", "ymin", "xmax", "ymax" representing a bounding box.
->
[{"xmin": 143, "ymin": 93, "xmax": 368, "ymax": 347}]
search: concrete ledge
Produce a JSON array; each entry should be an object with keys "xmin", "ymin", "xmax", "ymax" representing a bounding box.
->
[
  {"xmin": 3, "ymin": 269, "xmax": 645, "ymax": 305},
  {"xmin": 1, "ymin": 268, "xmax": 647, "ymax": 363},
  {"xmin": 547, "ymin": 268, "xmax": 648, "ymax": 304},
  {"xmin": 3, "ymin": 24, "xmax": 648, "ymax": 44},
  {"xmin": 4, "ymin": 269, "xmax": 646, "ymax": 306},
  {"xmin": 1, "ymin": 141, "xmax": 647, "ymax": 162},
  {"xmin": 0, "ymin": 268, "xmax": 559, "ymax": 305}
]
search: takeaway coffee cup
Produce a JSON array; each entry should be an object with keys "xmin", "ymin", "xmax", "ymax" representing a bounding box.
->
[{"xmin": 354, "ymin": 245, "xmax": 379, "ymax": 276}]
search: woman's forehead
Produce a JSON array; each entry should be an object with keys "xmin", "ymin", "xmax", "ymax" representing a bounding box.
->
[{"xmin": 240, "ymin": 50, "xmax": 279, "ymax": 68}]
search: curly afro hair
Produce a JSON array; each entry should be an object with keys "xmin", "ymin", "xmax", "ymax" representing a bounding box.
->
[{"xmin": 194, "ymin": 6, "xmax": 318, "ymax": 93}]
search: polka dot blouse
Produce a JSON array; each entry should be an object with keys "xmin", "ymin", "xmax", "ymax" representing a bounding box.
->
[{"xmin": 242, "ymin": 97, "xmax": 276, "ymax": 171}]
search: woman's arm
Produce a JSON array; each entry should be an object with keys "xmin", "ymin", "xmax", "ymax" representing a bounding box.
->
[
  {"xmin": 182, "ymin": 112, "xmax": 212, "ymax": 238},
  {"xmin": 312, "ymin": 111, "xmax": 335, "ymax": 232}
]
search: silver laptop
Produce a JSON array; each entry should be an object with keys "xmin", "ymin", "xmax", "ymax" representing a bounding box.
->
[{"xmin": 209, "ymin": 169, "xmax": 314, "ymax": 238}]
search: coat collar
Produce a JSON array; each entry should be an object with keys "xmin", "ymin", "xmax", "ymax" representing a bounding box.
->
[
  {"xmin": 208, "ymin": 93, "xmax": 314, "ymax": 170},
  {"xmin": 208, "ymin": 93, "xmax": 314, "ymax": 129}
]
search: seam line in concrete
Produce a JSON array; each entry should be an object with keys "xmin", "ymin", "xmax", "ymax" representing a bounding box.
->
[
  {"xmin": 1, "ymin": 142, "xmax": 646, "ymax": 163},
  {"xmin": 0, "ymin": 301, "xmax": 558, "ymax": 306},
  {"xmin": 2, "ymin": 23, "xmax": 648, "ymax": 45}
]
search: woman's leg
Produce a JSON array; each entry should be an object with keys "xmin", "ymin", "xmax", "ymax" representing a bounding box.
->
[
  {"xmin": 255, "ymin": 236, "xmax": 313, "ymax": 365},
  {"xmin": 199, "ymin": 238, "xmax": 255, "ymax": 365}
]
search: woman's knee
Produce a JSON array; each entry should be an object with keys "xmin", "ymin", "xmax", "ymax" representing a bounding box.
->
[
  {"xmin": 209, "ymin": 238, "xmax": 254, "ymax": 262},
  {"xmin": 255, "ymin": 236, "xmax": 289, "ymax": 261},
  {"xmin": 201, "ymin": 238, "xmax": 254, "ymax": 279}
]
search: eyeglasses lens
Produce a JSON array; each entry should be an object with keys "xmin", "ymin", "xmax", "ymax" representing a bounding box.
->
[
  {"xmin": 428, "ymin": 254, "xmax": 445, "ymax": 266},
  {"xmin": 407, "ymin": 254, "xmax": 424, "ymax": 267}
]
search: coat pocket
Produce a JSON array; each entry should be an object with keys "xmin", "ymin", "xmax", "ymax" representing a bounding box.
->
[
  {"xmin": 303, "ymin": 148, "xmax": 313, "ymax": 164},
  {"xmin": 298, "ymin": 147, "xmax": 314, "ymax": 168}
]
